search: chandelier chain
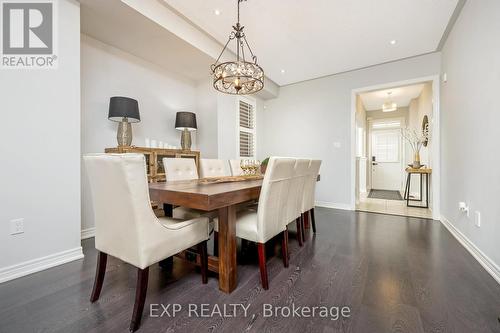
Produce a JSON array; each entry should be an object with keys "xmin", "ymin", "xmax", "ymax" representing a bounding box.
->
[{"xmin": 210, "ymin": 0, "xmax": 263, "ymax": 95}]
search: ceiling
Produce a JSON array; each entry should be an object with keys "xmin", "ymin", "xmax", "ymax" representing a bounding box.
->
[
  {"xmin": 163, "ymin": 0, "xmax": 458, "ymax": 86},
  {"xmin": 80, "ymin": 0, "xmax": 214, "ymax": 82},
  {"xmin": 359, "ymin": 83, "xmax": 425, "ymax": 111}
]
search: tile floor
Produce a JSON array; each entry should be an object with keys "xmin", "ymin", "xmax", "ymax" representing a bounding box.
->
[{"xmin": 357, "ymin": 191, "xmax": 433, "ymax": 219}]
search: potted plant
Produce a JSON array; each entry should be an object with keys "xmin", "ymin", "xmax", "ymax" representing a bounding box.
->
[
  {"xmin": 401, "ymin": 125, "xmax": 430, "ymax": 169},
  {"xmin": 260, "ymin": 157, "xmax": 270, "ymax": 174}
]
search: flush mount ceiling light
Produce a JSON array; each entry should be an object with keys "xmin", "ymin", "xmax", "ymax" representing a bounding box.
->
[
  {"xmin": 390, "ymin": 39, "xmax": 397, "ymax": 45},
  {"xmin": 382, "ymin": 92, "xmax": 398, "ymax": 112},
  {"xmin": 210, "ymin": 0, "xmax": 264, "ymax": 95}
]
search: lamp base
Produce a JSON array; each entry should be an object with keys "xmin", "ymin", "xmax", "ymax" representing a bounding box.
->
[
  {"xmin": 180, "ymin": 129, "xmax": 191, "ymax": 150},
  {"xmin": 117, "ymin": 120, "xmax": 132, "ymax": 147}
]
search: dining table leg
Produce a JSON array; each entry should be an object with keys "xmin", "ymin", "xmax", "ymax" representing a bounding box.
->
[{"xmin": 217, "ymin": 205, "xmax": 238, "ymax": 293}]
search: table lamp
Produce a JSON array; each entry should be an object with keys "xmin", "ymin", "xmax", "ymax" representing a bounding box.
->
[
  {"xmin": 175, "ymin": 112, "xmax": 197, "ymax": 150},
  {"xmin": 108, "ymin": 96, "xmax": 140, "ymax": 147}
]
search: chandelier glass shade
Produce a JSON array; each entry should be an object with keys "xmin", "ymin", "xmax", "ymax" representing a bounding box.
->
[{"xmin": 211, "ymin": 0, "xmax": 264, "ymax": 95}]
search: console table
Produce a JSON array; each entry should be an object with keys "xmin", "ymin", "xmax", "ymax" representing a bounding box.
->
[
  {"xmin": 104, "ymin": 146, "xmax": 200, "ymax": 182},
  {"xmin": 404, "ymin": 167, "xmax": 432, "ymax": 208}
]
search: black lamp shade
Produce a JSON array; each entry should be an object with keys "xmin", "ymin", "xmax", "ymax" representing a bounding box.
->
[
  {"xmin": 175, "ymin": 112, "xmax": 197, "ymax": 131},
  {"xmin": 108, "ymin": 96, "xmax": 140, "ymax": 123}
]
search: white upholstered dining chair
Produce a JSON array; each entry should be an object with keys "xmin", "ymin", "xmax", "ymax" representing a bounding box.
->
[
  {"xmin": 199, "ymin": 158, "xmax": 230, "ymax": 178},
  {"xmin": 301, "ymin": 159, "xmax": 322, "ymax": 234},
  {"xmin": 286, "ymin": 158, "xmax": 311, "ymax": 247},
  {"xmin": 162, "ymin": 157, "xmax": 205, "ymax": 220},
  {"xmin": 163, "ymin": 157, "xmax": 199, "ymax": 181},
  {"xmin": 229, "ymin": 159, "xmax": 244, "ymax": 176},
  {"xmin": 84, "ymin": 154, "xmax": 209, "ymax": 332},
  {"xmin": 214, "ymin": 157, "xmax": 295, "ymax": 289}
]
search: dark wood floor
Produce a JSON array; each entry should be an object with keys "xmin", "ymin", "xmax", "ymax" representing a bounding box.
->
[{"xmin": 1, "ymin": 208, "xmax": 499, "ymax": 333}]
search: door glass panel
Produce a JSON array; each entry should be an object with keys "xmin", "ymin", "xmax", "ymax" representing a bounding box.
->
[{"xmin": 372, "ymin": 131, "xmax": 399, "ymax": 163}]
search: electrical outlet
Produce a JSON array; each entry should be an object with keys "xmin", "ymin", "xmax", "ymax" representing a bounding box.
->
[
  {"xmin": 10, "ymin": 218, "xmax": 24, "ymax": 235},
  {"xmin": 474, "ymin": 211, "xmax": 481, "ymax": 228}
]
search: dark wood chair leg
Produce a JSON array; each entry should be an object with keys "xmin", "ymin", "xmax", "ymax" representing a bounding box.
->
[
  {"xmin": 198, "ymin": 240, "xmax": 208, "ymax": 284},
  {"xmin": 130, "ymin": 267, "xmax": 149, "ymax": 332},
  {"xmin": 296, "ymin": 217, "xmax": 303, "ymax": 246},
  {"xmin": 257, "ymin": 243, "xmax": 269, "ymax": 290},
  {"xmin": 304, "ymin": 211, "xmax": 310, "ymax": 229},
  {"xmin": 310, "ymin": 208, "xmax": 317, "ymax": 233},
  {"xmin": 301, "ymin": 214, "xmax": 306, "ymax": 242},
  {"xmin": 90, "ymin": 251, "xmax": 107, "ymax": 302},
  {"xmin": 282, "ymin": 228, "xmax": 289, "ymax": 268},
  {"xmin": 213, "ymin": 231, "xmax": 219, "ymax": 256}
]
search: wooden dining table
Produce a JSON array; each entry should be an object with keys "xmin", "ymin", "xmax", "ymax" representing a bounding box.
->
[{"xmin": 149, "ymin": 178, "xmax": 263, "ymax": 294}]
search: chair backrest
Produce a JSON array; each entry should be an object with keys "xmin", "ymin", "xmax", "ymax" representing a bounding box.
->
[
  {"xmin": 83, "ymin": 154, "xmax": 161, "ymax": 267},
  {"xmin": 256, "ymin": 157, "xmax": 295, "ymax": 243},
  {"xmin": 302, "ymin": 159, "xmax": 322, "ymax": 212},
  {"xmin": 163, "ymin": 158, "xmax": 199, "ymax": 181},
  {"xmin": 199, "ymin": 159, "xmax": 230, "ymax": 178},
  {"xmin": 229, "ymin": 159, "xmax": 244, "ymax": 176},
  {"xmin": 285, "ymin": 159, "xmax": 311, "ymax": 225}
]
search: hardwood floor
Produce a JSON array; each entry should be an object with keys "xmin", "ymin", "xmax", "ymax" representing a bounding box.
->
[{"xmin": 1, "ymin": 208, "xmax": 499, "ymax": 332}]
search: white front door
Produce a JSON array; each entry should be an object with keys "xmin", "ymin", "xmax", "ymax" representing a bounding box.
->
[{"xmin": 371, "ymin": 129, "xmax": 402, "ymax": 190}]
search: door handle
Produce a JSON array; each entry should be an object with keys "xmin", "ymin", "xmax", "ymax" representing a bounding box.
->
[{"xmin": 372, "ymin": 162, "xmax": 378, "ymax": 166}]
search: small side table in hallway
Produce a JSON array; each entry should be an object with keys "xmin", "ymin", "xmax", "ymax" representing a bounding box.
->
[{"xmin": 404, "ymin": 167, "xmax": 432, "ymax": 208}]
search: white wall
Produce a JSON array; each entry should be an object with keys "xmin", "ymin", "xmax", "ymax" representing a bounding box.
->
[
  {"xmin": 355, "ymin": 96, "xmax": 367, "ymax": 199},
  {"xmin": 367, "ymin": 107, "xmax": 409, "ymax": 122},
  {"xmin": 81, "ymin": 34, "xmax": 202, "ymax": 232},
  {"xmin": 195, "ymin": 80, "xmax": 218, "ymax": 158},
  {"xmin": 0, "ymin": 0, "xmax": 82, "ymax": 281},
  {"xmin": 217, "ymin": 94, "xmax": 239, "ymax": 159},
  {"xmin": 259, "ymin": 53, "xmax": 441, "ymax": 208},
  {"xmin": 441, "ymin": 0, "xmax": 500, "ymax": 270}
]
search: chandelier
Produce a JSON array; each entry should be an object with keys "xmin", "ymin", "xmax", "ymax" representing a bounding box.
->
[
  {"xmin": 382, "ymin": 92, "xmax": 397, "ymax": 112},
  {"xmin": 211, "ymin": 0, "xmax": 264, "ymax": 95}
]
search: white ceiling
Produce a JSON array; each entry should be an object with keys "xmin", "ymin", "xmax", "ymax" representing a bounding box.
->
[
  {"xmin": 80, "ymin": 0, "xmax": 214, "ymax": 81},
  {"xmin": 163, "ymin": 0, "xmax": 458, "ymax": 86},
  {"xmin": 359, "ymin": 83, "xmax": 425, "ymax": 111}
]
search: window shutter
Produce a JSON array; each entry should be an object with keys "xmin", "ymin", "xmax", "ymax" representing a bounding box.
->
[
  {"xmin": 239, "ymin": 100, "xmax": 256, "ymax": 158},
  {"xmin": 239, "ymin": 131, "xmax": 254, "ymax": 157},
  {"xmin": 239, "ymin": 100, "xmax": 254, "ymax": 129}
]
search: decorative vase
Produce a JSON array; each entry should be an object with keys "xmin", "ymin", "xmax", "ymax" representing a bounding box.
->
[
  {"xmin": 413, "ymin": 151, "xmax": 421, "ymax": 169},
  {"xmin": 117, "ymin": 119, "xmax": 132, "ymax": 147},
  {"xmin": 180, "ymin": 128, "xmax": 192, "ymax": 150}
]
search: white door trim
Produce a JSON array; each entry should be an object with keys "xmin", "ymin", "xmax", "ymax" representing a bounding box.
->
[{"xmin": 350, "ymin": 75, "xmax": 441, "ymax": 219}]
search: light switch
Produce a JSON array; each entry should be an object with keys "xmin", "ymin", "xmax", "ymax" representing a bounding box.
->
[
  {"xmin": 475, "ymin": 211, "xmax": 481, "ymax": 227},
  {"xmin": 333, "ymin": 142, "xmax": 341, "ymax": 148}
]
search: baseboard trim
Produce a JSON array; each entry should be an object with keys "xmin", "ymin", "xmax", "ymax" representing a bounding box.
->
[
  {"xmin": 440, "ymin": 216, "xmax": 500, "ymax": 284},
  {"xmin": 315, "ymin": 201, "xmax": 354, "ymax": 211},
  {"xmin": 81, "ymin": 227, "xmax": 95, "ymax": 240},
  {"xmin": 0, "ymin": 247, "xmax": 84, "ymax": 284}
]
